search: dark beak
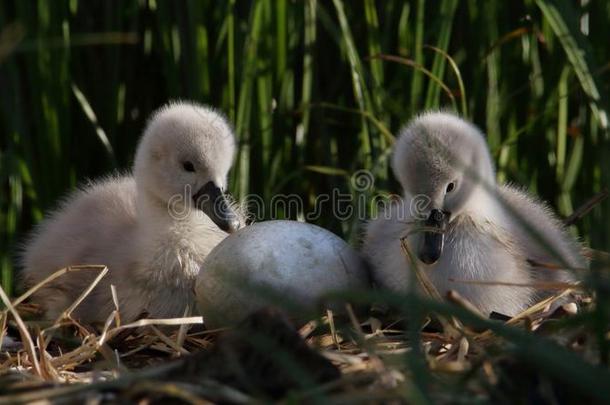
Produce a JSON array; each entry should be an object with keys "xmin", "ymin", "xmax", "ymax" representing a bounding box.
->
[
  {"xmin": 417, "ymin": 209, "xmax": 450, "ymax": 265},
  {"xmin": 193, "ymin": 181, "xmax": 241, "ymax": 233}
]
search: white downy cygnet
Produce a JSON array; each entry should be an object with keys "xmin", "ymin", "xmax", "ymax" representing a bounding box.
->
[
  {"xmin": 364, "ymin": 112, "xmax": 585, "ymax": 317},
  {"xmin": 20, "ymin": 101, "xmax": 243, "ymax": 324}
]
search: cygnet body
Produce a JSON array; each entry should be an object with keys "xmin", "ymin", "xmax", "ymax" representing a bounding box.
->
[
  {"xmin": 364, "ymin": 112, "xmax": 585, "ymax": 316},
  {"xmin": 20, "ymin": 101, "xmax": 242, "ymax": 323}
]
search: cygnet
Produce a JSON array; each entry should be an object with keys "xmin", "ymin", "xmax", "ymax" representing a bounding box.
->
[
  {"xmin": 20, "ymin": 101, "xmax": 243, "ymax": 323},
  {"xmin": 364, "ymin": 112, "xmax": 585, "ymax": 317}
]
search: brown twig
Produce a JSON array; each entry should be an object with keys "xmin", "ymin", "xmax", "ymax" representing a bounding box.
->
[
  {"xmin": 564, "ymin": 187, "xmax": 609, "ymax": 226},
  {"xmin": 0, "ymin": 284, "xmax": 42, "ymax": 377},
  {"xmin": 55, "ymin": 266, "xmax": 109, "ymax": 323}
]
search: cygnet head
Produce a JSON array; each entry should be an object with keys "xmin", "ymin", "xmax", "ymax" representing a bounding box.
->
[
  {"xmin": 134, "ymin": 101, "xmax": 240, "ymax": 232},
  {"xmin": 392, "ymin": 112, "xmax": 495, "ymax": 263}
]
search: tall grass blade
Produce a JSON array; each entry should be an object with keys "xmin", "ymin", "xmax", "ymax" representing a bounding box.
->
[
  {"xmin": 71, "ymin": 84, "xmax": 116, "ymax": 166},
  {"xmin": 423, "ymin": 0, "xmax": 458, "ymax": 110},
  {"xmin": 536, "ymin": 0, "xmax": 608, "ymax": 132},
  {"xmin": 331, "ymin": 0, "xmax": 373, "ymax": 165}
]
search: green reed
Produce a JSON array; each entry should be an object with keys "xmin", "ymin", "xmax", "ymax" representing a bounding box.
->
[
  {"xmin": 0, "ymin": 0, "xmax": 608, "ymax": 296},
  {"xmin": 0, "ymin": 1, "xmax": 609, "ymax": 401}
]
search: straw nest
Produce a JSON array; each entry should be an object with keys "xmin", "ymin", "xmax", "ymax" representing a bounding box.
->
[
  {"xmin": 1, "ymin": 192, "xmax": 607, "ymax": 403},
  {"xmin": 1, "ymin": 258, "xmax": 601, "ymax": 404}
]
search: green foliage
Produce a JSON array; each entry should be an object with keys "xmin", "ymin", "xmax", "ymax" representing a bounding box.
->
[
  {"xmin": 0, "ymin": 0, "xmax": 609, "ymax": 299},
  {"xmin": 0, "ymin": 2, "xmax": 609, "ymax": 401}
]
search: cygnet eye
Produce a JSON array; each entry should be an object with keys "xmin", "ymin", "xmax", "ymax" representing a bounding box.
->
[
  {"xmin": 182, "ymin": 161, "xmax": 195, "ymax": 172},
  {"xmin": 446, "ymin": 181, "xmax": 456, "ymax": 193}
]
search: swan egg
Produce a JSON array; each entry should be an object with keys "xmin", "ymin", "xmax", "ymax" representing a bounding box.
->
[{"xmin": 195, "ymin": 220, "xmax": 369, "ymax": 328}]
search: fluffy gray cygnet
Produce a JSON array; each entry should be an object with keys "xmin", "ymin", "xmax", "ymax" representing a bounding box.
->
[
  {"xmin": 20, "ymin": 101, "xmax": 243, "ymax": 323},
  {"xmin": 364, "ymin": 112, "xmax": 585, "ymax": 317}
]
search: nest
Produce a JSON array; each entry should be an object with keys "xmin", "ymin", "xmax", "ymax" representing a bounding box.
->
[
  {"xmin": 1, "ymin": 191, "xmax": 607, "ymax": 403},
  {"xmin": 0, "ymin": 259, "xmax": 602, "ymax": 404}
]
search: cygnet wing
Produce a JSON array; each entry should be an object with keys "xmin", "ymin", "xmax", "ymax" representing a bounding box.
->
[
  {"xmin": 19, "ymin": 176, "xmax": 138, "ymax": 317},
  {"xmin": 497, "ymin": 184, "xmax": 586, "ymax": 274}
]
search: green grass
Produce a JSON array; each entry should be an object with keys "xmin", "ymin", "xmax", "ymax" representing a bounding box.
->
[
  {"xmin": 0, "ymin": 1, "xmax": 609, "ymax": 401},
  {"xmin": 1, "ymin": 0, "xmax": 609, "ymax": 292}
]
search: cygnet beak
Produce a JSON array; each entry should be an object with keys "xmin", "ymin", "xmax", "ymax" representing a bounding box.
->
[
  {"xmin": 417, "ymin": 208, "xmax": 450, "ymax": 265},
  {"xmin": 193, "ymin": 181, "xmax": 241, "ymax": 233}
]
